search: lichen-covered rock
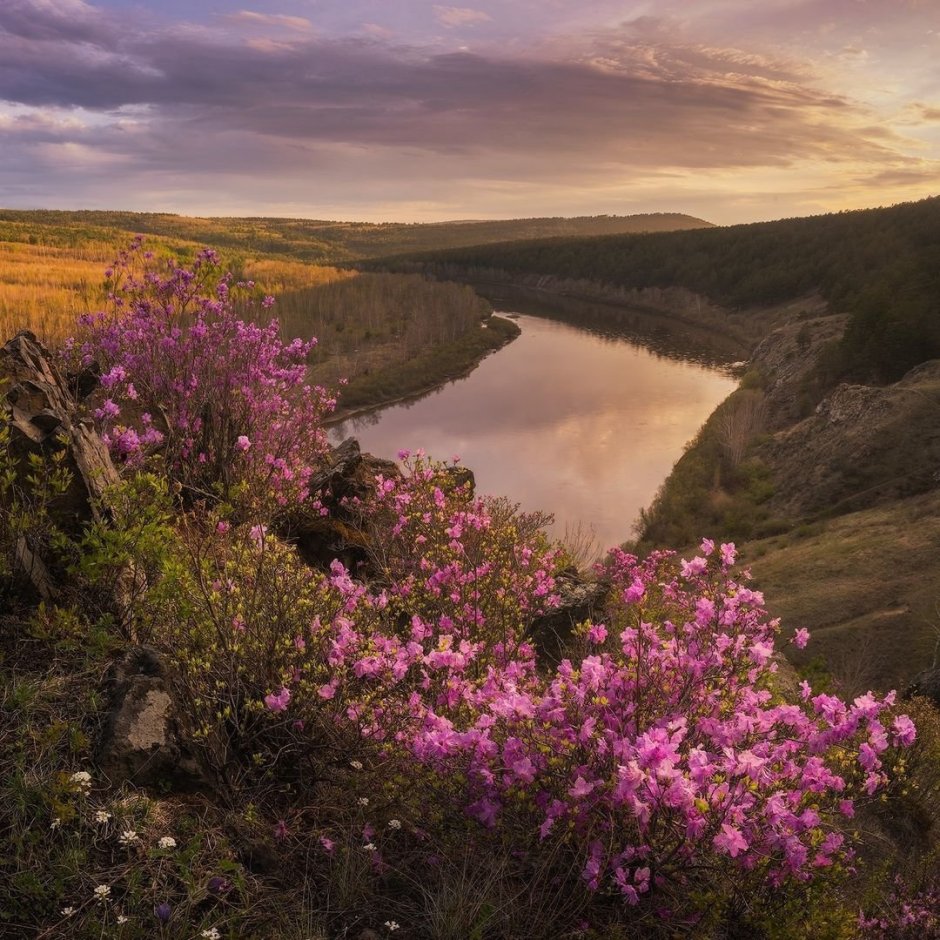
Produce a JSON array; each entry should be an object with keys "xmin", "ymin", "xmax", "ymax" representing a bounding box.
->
[
  {"xmin": 528, "ymin": 569, "xmax": 608, "ymax": 664},
  {"xmin": 97, "ymin": 647, "xmax": 205, "ymax": 791}
]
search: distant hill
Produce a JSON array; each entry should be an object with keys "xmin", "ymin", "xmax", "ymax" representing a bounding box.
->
[
  {"xmin": 391, "ymin": 196, "xmax": 940, "ymax": 383},
  {"xmin": 0, "ymin": 209, "xmax": 712, "ymax": 264}
]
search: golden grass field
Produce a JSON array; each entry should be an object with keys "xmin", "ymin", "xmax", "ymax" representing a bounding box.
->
[{"xmin": 0, "ymin": 232, "xmax": 354, "ymax": 346}]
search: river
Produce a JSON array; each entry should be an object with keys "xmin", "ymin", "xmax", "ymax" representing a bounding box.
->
[{"xmin": 330, "ymin": 290, "xmax": 738, "ymax": 554}]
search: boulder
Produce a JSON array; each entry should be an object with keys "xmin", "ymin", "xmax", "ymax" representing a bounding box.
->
[
  {"xmin": 527, "ymin": 570, "xmax": 608, "ymax": 664},
  {"xmin": 96, "ymin": 647, "xmax": 205, "ymax": 791},
  {"xmin": 293, "ymin": 437, "xmax": 400, "ymax": 572}
]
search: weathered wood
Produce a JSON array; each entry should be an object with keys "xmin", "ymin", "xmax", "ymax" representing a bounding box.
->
[
  {"xmin": 2, "ymin": 331, "xmax": 120, "ymax": 528},
  {"xmin": 1, "ymin": 331, "xmax": 138, "ymax": 621}
]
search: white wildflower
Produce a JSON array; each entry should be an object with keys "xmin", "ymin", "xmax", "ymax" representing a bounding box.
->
[
  {"xmin": 350, "ymin": 760, "xmax": 363, "ymax": 771},
  {"xmin": 93, "ymin": 884, "xmax": 111, "ymax": 903},
  {"xmin": 50, "ymin": 816, "xmax": 61, "ymax": 830},
  {"xmin": 117, "ymin": 914, "xmax": 128, "ymax": 924},
  {"xmin": 94, "ymin": 810, "xmax": 112, "ymax": 824},
  {"xmin": 357, "ymin": 797, "xmax": 369, "ymax": 807},
  {"xmin": 200, "ymin": 929, "xmax": 221, "ymax": 940},
  {"xmin": 118, "ymin": 829, "xmax": 139, "ymax": 846},
  {"xmin": 388, "ymin": 819, "xmax": 401, "ymax": 830},
  {"xmin": 385, "ymin": 922, "xmax": 401, "ymax": 932},
  {"xmin": 70, "ymin": 771, "xmax": 92, "ymax": 791},
  {"xmin": 158, "ymin": 836, "xmax": 177, "ymax": 849},
  {"xmin": 363, "ymin": 842, "xmax": 377, "ymax": 852},
  {"xmin": 61, "ymin": 906, "xmax": 75, "ymax": 917}
]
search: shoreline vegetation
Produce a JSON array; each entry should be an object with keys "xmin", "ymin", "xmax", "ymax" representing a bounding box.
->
[{"xmin": 326, "ymin": 313, "xmax": 519, "ymax": 424}]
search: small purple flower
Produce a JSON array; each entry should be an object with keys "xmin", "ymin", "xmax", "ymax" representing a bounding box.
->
[
  {"xmin": 206, "ymin": 876, "xmax": 232, "ymax": 896},
  {"xmin": 155, "ymin": 902, "xmax": 172, "ymax": 924}
]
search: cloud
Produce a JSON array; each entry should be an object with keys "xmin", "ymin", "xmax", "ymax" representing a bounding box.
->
[
  {"xmin": 0, "ymin": 0, "xmax": 110, "ymax": 46},
  {"xmin": 432, "ymin": 6, "xmax": 492, "ymax": 28},
  {"xmin": 917, "ymin": 104, "xmax": 940, "ymax": 122},
  {"xmin": 0, "ymin": 0, "xmax": 934, "ymax": 220},
  {"xmin": 222, "ymin": 11, "xmax": 314, "ymax": 32}
]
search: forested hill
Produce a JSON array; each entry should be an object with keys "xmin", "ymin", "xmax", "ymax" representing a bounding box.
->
[
  {"xmin": 391, "ymin": 196, "xmax": 940, "ymax": 382},
  {"xmin": 0, "ymin": 209, "xmax": 711, "ymax": 264}
]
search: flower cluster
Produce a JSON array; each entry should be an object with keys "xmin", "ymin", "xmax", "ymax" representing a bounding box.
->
[
  {"xmin": 70, "ymin": 241, "xmax": 335, "ymax": 506},
  {"xmin": 255, "ymin": 531, "xmax": 911, "ymax": 907}
]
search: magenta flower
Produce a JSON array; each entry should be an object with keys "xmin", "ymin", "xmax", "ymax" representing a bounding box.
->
[
  {"xmin": 264, "ymin": 687, "xmax": 291, "ymax": 713},
  {"xmin": 792, "ymin": 627, "xmax": 811, "ymax": 649},
  {"xmin": 713, "ymin": 824, "xmax": 749, "ymax": 858}
]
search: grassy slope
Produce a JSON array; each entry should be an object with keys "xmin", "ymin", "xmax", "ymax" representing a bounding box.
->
[{"xmin": 743, "ymin": 491, "xmax": 940, "ymax": 692}]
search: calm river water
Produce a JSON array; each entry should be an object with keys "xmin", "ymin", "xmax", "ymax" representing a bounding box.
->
[{"xmin": 330, "ymin": 291, "xmax": 738, "ymax": 553}]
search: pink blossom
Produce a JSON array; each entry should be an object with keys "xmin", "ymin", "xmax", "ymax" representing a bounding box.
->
[
  {"xmin": 713, "ymin": 824, "xmax": 749, "ymax": 858},
  {"xmin": 792, "ymin": 628, "xmax": 810, "ymax": 649},
  {"xmin": 264, "ymin": 687, "xmax": 291, "ymax": 713}
]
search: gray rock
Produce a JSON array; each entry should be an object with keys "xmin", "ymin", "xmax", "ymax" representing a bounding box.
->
[
  {"xmin": 527, "ymin": 570, "xmax": 608, "ymax": 664},
  {"xmin": 294, "ymin": 437, "xmax": 399, "ymax": 572},
  {"xmin": 97, "ymin": 647, "xmax": 205, "ymax": 791}
]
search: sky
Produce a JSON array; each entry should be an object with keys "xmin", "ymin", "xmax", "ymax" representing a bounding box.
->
[{"xmin": 0, "ymin": 0, "xmax": 938, "ymax": 224}]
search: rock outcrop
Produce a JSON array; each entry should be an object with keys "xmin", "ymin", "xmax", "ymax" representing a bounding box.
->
[
  {"xmin": 291, "ymin": 437, "xmax": 401, "ymax": 571},
  {"xmin": 96, "ymin": 647, "xmax": 205, "ymax": 791},
  {"xmin": 1, "ymin": 331, "xmax": 118, "ymax": 532},
  {"xmin": 758, "ymin": 358, "xmax": 940, "ymax": 519}
]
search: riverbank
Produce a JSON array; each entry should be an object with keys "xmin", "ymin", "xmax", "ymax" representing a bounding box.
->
[
  {"xmin": 327, "ymin": 313, "xmax": 519, "ymax": 423},
  {"xmin": 632, "ymin": 302, "xmax": 940, "ymax": 691}
]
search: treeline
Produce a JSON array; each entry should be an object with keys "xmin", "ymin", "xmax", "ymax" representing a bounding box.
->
[
  {"xmin": 391, "ymin": 196, "xmax": 940, "ymax": 382},
  {"xmin": 252, "ymin": 272, "xmax": 500, "ymax": 407},
  {"xmin": 0, "ymin": 208, "xmax": 711, "ymax": 264}
]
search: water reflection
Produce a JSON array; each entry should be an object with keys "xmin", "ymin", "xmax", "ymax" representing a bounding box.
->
[{"xmin": 331, "ymin": 303, "xmax": 737, "ymax": 552}]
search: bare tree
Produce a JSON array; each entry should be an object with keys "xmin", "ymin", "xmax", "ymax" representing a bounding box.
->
[{"xmin": 717, "ymin": 390, "xmax": 767, "ymax": 467}]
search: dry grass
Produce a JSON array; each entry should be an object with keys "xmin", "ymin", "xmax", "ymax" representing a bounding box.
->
[
  {"xmin": 0, "ymin": 240, "xmax": 114, "ymax": 343},
  {"xmin": 0, "ymin": 236, "xmax": 354, "ymax": 347},
  {"xmin": 743, "ymin": 489, "xmax": 940, "ymax": 691}
]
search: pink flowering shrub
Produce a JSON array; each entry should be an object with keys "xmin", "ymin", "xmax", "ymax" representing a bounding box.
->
[
  {"xmin": 69, "ymin": 240, "xmax": 335, "ymax": 506},
  {"xmin": 859, "ymin": 875, "xmax": 940, "ymax": 938},
  {"xmin": 161, "ymin": 491, "xmax": 913, "ymax": 919},
  {"xmin": 299, "ymin": 538, "xmax": 910, "ymax": 913},
  {"xmin": 344, "ymin": 450, "xmax": 562, "ymax": 651},
  {"xmin": 148, "ymin": 467, "xmax": 565, "ymax": 794}
]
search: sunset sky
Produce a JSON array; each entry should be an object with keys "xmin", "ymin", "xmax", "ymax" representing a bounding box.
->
[{"xmin": 1, "ymin": 0, "xmax": 938, "ymax": 223}]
